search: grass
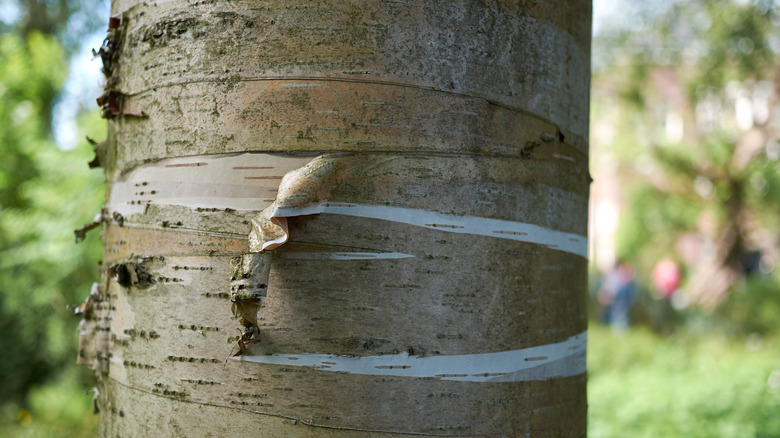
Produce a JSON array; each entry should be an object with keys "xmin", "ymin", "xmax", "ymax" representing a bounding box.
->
[{"xmin": 588, "ymin": 323, "xmax": 780, "ymax": 438}]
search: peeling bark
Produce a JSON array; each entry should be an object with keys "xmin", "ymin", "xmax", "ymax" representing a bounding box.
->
[{"xmin": 80, "ymin": 1, "xmax": 591, "ymax": 436}]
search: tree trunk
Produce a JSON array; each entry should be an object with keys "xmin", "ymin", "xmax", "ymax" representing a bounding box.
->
[{"xmin": 79, "ymin": 1, "xmax": 591, "ymax": 436}]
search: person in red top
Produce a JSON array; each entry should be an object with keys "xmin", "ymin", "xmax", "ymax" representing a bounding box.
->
[{"xmin": 652, "ymin": 259, "xmax": 682, "ymax": 299}]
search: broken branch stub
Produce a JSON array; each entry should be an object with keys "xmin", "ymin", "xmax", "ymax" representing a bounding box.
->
[
  {"xmin": 74, "ymin": 211, "xmax": 106, "ymax": 242},
  {"xmin": 86, "ymin": 137, "xmax": 107, "ymax": 168}
]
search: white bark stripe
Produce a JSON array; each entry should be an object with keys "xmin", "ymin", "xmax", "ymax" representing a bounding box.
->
[
  {"xmin": 107, "ymin": 153, "xmax": 313, "ymax": 216},
  {"xmin": 278, "ymin": 251, "xmax": 415, "ymax": 260},
  {"xmin": 108, "ymin": 153, "xmax": 586, "ymax": 258},
  {"xmin": 234, "ymin": 331, "xmax": 586, "ymax": 382},
  {"xmin": 274, "ymin": 203, "xmax": 588, "ymax": 258}
]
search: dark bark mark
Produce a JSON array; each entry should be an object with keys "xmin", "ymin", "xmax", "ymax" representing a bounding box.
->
[
  {"xmin": 139, "ymin": 17, "xmax": 198, "ymax": 49},
  {"xmin": 164, "ymin": 162, "xmax": 208, "ymax": 168},
  {"xmin": 109, "ymin": 261, "xmax": 155, "ymax": 288},
  {"xmin": 111, "ymin": 211, "xmax": 124, "ymax": 227}
]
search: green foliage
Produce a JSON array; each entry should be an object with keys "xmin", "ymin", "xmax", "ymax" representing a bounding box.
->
[
  {"xmin": 620, "ymin": 58, "xmax": 650, "ymax": 109},
  {"xmin": 589, "ymin": 324, "xmax": 780, "ymax": 438},
  {"xmin": 697, "ymin": 1, "xmax": 777, "ymax": 88},
  {"xmin": 742, "ymin": 155, "xmax": 780, "ymax": 231},
  {"xmin": 0, "ymin": 32, "xmax": 65, "ymax": 208},
  {"xmin": 0, "ymin": 369, "xmax": 99, "ymax": 437},
  {"xmin": 616, "ymin": 183, "xmax": 702, "ymax": 264},
  {"xmin": 0, "ymin": 31, "xmax": 103, "ymax": 435},
  {"xmin": 707, "ymin": 274, "xmax": 780, "ymax": 338}
]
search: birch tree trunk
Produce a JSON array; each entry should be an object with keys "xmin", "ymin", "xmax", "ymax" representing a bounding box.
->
[{"xmin": 79, "ymin": 1, "xmax": 591, "ymax": 436}]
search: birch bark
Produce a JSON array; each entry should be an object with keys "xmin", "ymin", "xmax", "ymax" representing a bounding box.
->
[{"xmin": 80, "ymin": 1, "xmax": 592, "ymax": 436}]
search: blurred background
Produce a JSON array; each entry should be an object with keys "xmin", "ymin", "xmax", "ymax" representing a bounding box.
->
[
  {"xmin": 0, "ymin": 0, "xmax": 778, "ymax": 436},
  {"xmin": 590, "ymin": 0, "xmax": 780, "ymax": 436},
  {"xmin": 0, "ymin": 0, "xmax": 107, "ymax": 434}
]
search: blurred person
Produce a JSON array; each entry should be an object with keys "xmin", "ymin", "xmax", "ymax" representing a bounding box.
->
[
  {"xmin": 651, "ymin": 258, "xmax": 682, "ymax": 333},
  {"xmin": 651, "ymin": 259, "xmax": 681, "ymax": 299},
  {"xmin": 598, "ymin": 260, "xmax": 638, "ymax": 331}
]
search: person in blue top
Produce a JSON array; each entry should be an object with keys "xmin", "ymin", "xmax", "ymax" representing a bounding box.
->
[{"xmin": 598, "ymin": 260, "xmax": 638, "ymax": 331}]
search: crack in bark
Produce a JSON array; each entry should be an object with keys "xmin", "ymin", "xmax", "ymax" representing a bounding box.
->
[{"xmin": 107, "ymin": 377, "xmax": 524, "ymax": 437}]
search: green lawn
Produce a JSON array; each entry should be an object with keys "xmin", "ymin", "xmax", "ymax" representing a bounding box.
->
[{"xmin": 588, "ymin": 324, "xmax": 780, "ymax": 438}]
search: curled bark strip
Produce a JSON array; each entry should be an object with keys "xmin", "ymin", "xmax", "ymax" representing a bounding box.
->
[
  {"xmin": 249, "ymin": 155, "xmax": 357, "ymax": 252},
  {"xmin": 97, "ymin": 91, "xmax": 147, "ymax": 118},
  {"xmin": 93, "ymin": 15, "xmax": 147, "ymax": 119},
  {"xmin": 76, "ymin": 283, "xmax": 110, "ymax": 373},
  {"xmin": 93, "ymin": 15, "xmax": 125, "ymax": 118},
  {"xmin": 74, "ymin": 282, "xmax": 101, "ymax": 317},
  {"xmin": 229, "ymin": 253, "xmax": 271, "ymax": 354},
  {"xmin": 248, "ymin": 154, "xmax": 588, "ymax": 257},
  {"xmin": 86, "ymin": 387, "xmax": 100, "ymax": 414}
]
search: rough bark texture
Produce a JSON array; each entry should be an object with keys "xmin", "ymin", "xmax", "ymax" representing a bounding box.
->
[{"xmin": 81, "ymin": 1, "xmax": 591, "ymax": 436}]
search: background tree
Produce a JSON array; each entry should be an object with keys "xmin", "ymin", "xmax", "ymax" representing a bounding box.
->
[
  {"xmin": 80, "ymin": 0, "xmax": 591, "ymax": 436},
  {"xmin": 0, "ymin": 0, "xmax": 107, "ymax": 434},
  {"xmin": 0, "ymin": 31, "xmax": 104, "ymax": 435},
  {"xmin": 587, "ymin": 3, "xmax": 780, "ymax": 437},
  {"xmin": 591, "ymin": 0, "xmax": 780, "ymax": 309}
]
